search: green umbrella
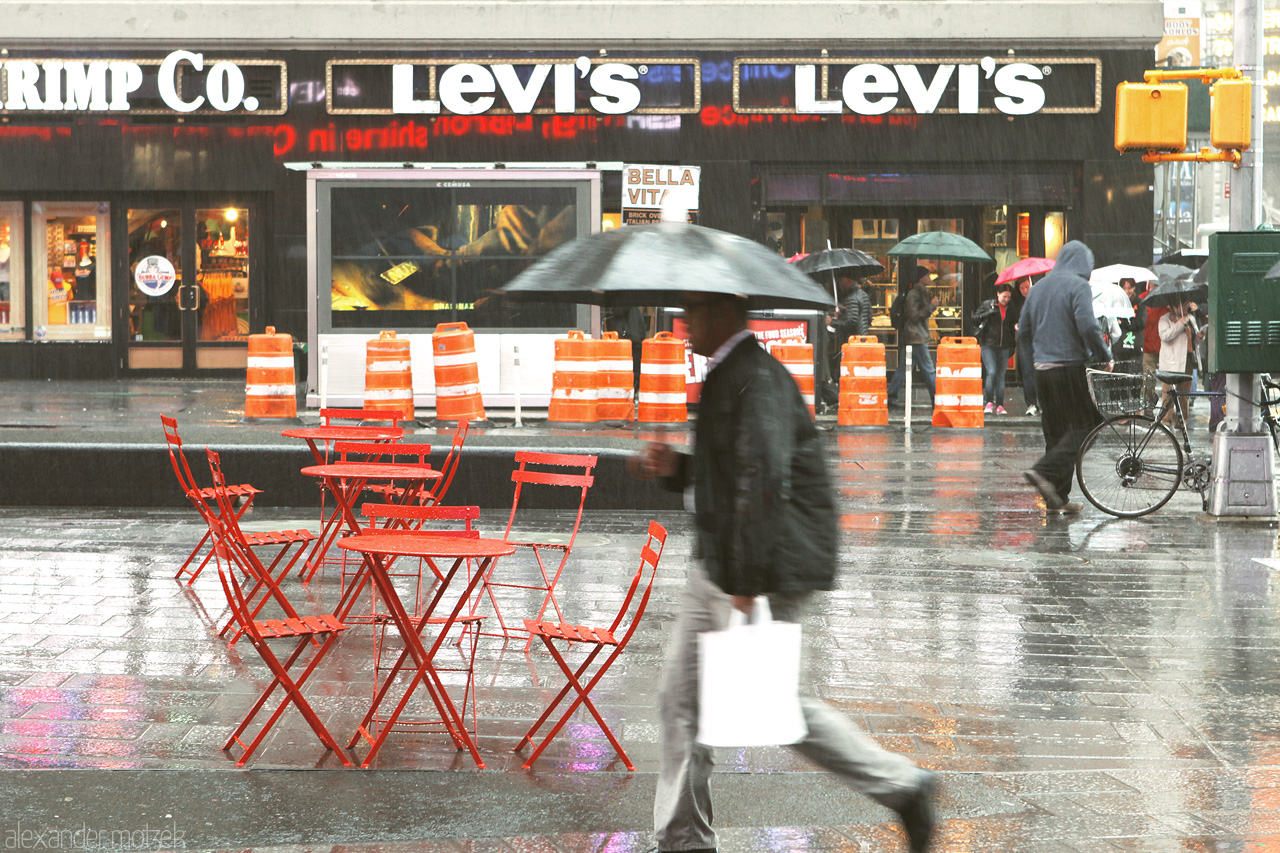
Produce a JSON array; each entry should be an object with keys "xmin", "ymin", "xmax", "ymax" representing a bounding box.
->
[{"xmin": 887, "ymin": 231, "xmax": 993, "ymax": 263}]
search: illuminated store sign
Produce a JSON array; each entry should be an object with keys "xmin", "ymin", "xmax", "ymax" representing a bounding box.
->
[
  {"xmin": 733, "ymin": 57, "xmax": 1102, "ymax": 115},
  {"xmin": 326, "ymin": 57, "xmax": 702, "ymax": 115},
  {"xmin": 0, "ymin": 51, "xmax": 288, "ymax": 115}
]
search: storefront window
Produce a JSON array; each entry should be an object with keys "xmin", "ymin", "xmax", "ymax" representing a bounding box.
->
[
  {"xmin": 0, "ymin": 203, "xmax": 24, "ymax": 340},
  {"xmin": 127, "ymin": 209, "xmax": 182, "ymax": 342},
  {"xmin": 324, "ymin": 183, "xmax": 578, "ymax": 330},
  {"xmin": 197, "ymin": 207, "xmax": 250, "ymax": 340},
  {"xmin": 32, "ymin": 203, "xmax": 111, "ymax": 342}
]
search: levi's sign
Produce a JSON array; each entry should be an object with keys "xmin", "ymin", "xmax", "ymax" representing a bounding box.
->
[
  {"xmin": 0, "ymin": 50, "xmax": 287, "ymax": 115},
  {"xmin": 327, "ymin": 57, "xmax": 702, "ymax": 115},
  {"xmin": 734, "ymin": 56, "xmax": 1102, "ymax": 115}
]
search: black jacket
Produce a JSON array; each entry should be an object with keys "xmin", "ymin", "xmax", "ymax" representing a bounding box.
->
[
  {"xmin": 973, "ymin": 298, "xmax": 1018, "ymax": 348},
  {"xmin": 664, "ymin": 335, "xmax": 837, "ymax": 596}
]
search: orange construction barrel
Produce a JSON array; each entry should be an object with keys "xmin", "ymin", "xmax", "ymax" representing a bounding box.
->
[
  {"xmin": 432, "ymin": 322, "xmax": 486, "ymax": 423},
  {"xmin": 637, "ymin": 332, "xmax": 687, "ymax": 424},
  {"xmin": 364, "ymin": 330, "xmax": 415, "ymax": 421},
  {"xmin": 548, "ymin": 330, "xmax": 599, "ymax": 424},
  {"xmin": 597, "ymin": 331, "xmax": 635, "ymax": 421},
  {"xmin": 932, "ymin": 336, "xmax": 984, "ymax": 428},
  {"xmin": 772, "ymin": 343, "xmax": 816, "ymax": 420},
  {"xmin": 244, "ymin": 326, "xmax": 296, "ymax": 419},
  {"xmin": 838, "ymin": 335, "xmax": 888, "ymax": 426}
]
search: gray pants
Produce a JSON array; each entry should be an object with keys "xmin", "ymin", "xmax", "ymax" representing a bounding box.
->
[{"xmin": 654, "ymin": 566, "xmax": 927, "ymax": 852}]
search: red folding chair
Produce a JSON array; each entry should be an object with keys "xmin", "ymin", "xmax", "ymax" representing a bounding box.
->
[
  {"xmin": 472, "ymin": 451, "xmax": 596, "ymax": 645},
  {"xmin": 515, "ymin": 520, "xmax": 666, "ymax": 770},
  {"xmin": 207, "ymin": 449, "xmax": 316, "ymax": 645},
  {"xmin": 420, "ymin": 419, "xmax": 469, "ymax": 507},
  {"xmin": 320, "ymin": 407, "xmax": 401, "ymax": 429},
  {"xmin": 351, "ymin": 503, "xmax": 488, "ymax": 745},
  {"xmin": 213, "ymin": 545, "xmax": 352, "ymax": 768},
  {"xmin": 162, "ymin": 415, "xmax": 262, "ymax": 584}
]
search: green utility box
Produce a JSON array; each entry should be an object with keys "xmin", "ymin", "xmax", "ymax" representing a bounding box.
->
[{"xmin": 1207, "ymin": 231, "xmax": 1280, "ymax": 373}]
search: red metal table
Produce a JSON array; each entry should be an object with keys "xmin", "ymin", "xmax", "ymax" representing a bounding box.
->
[
  {"xmin": 338, "ymin": 532, "xmax": 515, "ymax": 768},
  {"xmin": 282, "ymin": 425, "xmax": 404, "ymax": 465},
  {"xmin": 299, "ymin": 461, "xmax": 441, "ymax": 587}
]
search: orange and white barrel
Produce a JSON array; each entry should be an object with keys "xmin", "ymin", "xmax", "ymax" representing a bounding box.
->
[
  {"xmin": 932, "ymin": 336, "xmax": 984, "ymax": 428},
  {"xmin": 364, "ymin": 330, "xmax": 414, "ymax": 421},
  {"xmin": 838, "ymin": 336, "xmax": 888, "ymax": 426},
  {"xmin": 432, "ymin": 322, "xmax": 486, "ymax": 423},
  {"xmin": 244, "ymin": 326, "xmax": 296, "ymax": 419},
  {"xmin": 597, "ymin": 331, "xmax": 635, "ymax": 421},
  {"xmin": 637, "ymin": 332, "xmax": 687, "ymax": 424},
  {"xmin": 548, "ymin": 330, "xmax": 599, "ymax": 424},
  {"xmin": 772, "ymin": 343, "xmax": 816, "ymax": 420}
]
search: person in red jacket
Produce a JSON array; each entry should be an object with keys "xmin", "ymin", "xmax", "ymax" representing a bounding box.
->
[{"xmin": 1141, "ymin": 283, "xmax": 1167, "ymax": 414}]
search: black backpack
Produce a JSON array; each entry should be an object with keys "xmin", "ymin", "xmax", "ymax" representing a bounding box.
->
[{"xmin": 889, "ymin": 291, "xmax": 907, "ymax": 330}]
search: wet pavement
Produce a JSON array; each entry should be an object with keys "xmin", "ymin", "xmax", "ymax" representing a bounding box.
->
[{"xmin": 2, "ymin": 380, "xmax": 1280, "ymax": 851}]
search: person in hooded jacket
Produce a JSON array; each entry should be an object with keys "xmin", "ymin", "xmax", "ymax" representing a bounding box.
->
[
  {"xmin": 972, "ymin": 283, "xmax": 1019, "ymax": 414},
  {"xmin": 1017, "ymin": 241, "xmax": 1112, "ymax": 512}
]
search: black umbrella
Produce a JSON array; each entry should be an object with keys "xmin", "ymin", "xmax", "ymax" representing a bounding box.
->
[
  {"xmin": 1137, "ymin": 273, "xmax": 1208, "ymax": 309},
  {"xmin": 500, "ymin": 223, "xmax": 833, "ymax": 309},
  {"xmin": 1156, "ymin": 248, "xmax": 1209, "ymax": 269},
  {"xmin": 793, "ymin": 247, "xmax": 883, "ymax": 278}
]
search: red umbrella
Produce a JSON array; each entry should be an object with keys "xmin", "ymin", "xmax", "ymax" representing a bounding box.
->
[
  {"xmin": 785, "ymin": 252, "xmax": 810, "ymax": 264},
  {"xmin": 994, "ymin": 257, "xmax": 1055, "ymax": 286}
]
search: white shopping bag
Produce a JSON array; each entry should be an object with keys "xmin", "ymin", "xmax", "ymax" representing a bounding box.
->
[{"xmin": 696, "ymin": 597, "xmax": 807, "ymax": 747}]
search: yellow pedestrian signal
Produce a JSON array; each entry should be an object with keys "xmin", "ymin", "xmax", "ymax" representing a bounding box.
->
[
  {"xmin": 1210, "ymin": 78, "xmax": 1252, "ymax": 151},
  {"xmin": 1115, "ymin": 83, "xmax": 1188, "ymax": 153}
]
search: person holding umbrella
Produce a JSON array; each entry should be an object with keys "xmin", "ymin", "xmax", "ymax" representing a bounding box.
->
[
  {"xmin": 1158, "ymin": 299, "xmax": 1199, "ymax": 424},
  {"xmin": 504, "ymin": 222, "xmax": 937, "ymax": 852},
  {"xmin": 973, "ymin": 283, "xmax": 1018, "ymax": 414},
  {"xmin": 886, "ymin": 266, "xmax": 939, "ymax": 407}
]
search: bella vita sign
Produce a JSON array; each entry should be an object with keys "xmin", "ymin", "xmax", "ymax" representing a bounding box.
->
[{"xmin": 0, "ymin": 50, "xmax": 285, "ymax": 114}]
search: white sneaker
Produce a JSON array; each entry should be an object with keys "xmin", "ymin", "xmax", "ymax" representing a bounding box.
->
[{"xmin": 1026, "ymin": 405, "xmax": 1038, "ymax": 416}]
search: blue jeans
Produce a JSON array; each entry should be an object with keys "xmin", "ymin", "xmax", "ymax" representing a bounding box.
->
[
  {"xmin": 981, "ymin": 346, "xmax": 1013, "ymax": 407},
  {"xmin": 886, "ymin": 342, "xmax": 936, "ymax": 402}
]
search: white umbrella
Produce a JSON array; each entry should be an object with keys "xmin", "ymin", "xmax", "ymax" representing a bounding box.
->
[
  {"xmin": 1091, "ymin": 280, "xmax": 1136, "ymax": 319},
  {"xmin": 1090, "ymin": 264, "xmax": 1156, "ymax": 287}
]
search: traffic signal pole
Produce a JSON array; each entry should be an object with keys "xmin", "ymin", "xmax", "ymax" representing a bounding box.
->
[{"xmin": 1208, "ymin": 0, "xmax": 1275, "ymax": 518}]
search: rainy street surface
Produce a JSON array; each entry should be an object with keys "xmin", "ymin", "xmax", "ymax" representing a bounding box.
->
[{"xmin": 2, "ymin": 383, "xmax": 1280, "ymax": 852}]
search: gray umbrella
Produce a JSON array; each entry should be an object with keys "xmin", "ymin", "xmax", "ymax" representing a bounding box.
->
[
  {"xmin": 1137, "ymin": 273, "xmax": 1208, "ymax": 309},
  {"xmin": 793, "ymin": 247, "xmax": 883, "ymax": 277},
  {"xmin": 500, "ymin": 223, "xmax": 833, "ymax": 309}
]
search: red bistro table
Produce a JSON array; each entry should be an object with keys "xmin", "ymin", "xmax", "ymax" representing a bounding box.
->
[
  {"xmin": 338, "ymin": 532, "xmax": 515, "ymax": 768},
  {"xmin": 299, "ymin": 462, "xmax": 441, "ymax": 588},
  {"xmin": 282, "ymin": 425, "xmax": 404, "ymax": 465}
]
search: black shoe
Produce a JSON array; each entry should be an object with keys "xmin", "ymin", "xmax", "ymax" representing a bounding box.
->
[
  {"xmin": 896, "ymin": 773, "xmax": 937, "ymax": 852},
  {"xmin": 1023, "ymin": 469, "xmax": 1065, "ymax": 510}
]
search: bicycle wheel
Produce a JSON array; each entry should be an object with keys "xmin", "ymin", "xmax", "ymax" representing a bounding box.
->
[{"xmin": 1076, "ymin": 415, "xmax": 1184, "ymax": 518}]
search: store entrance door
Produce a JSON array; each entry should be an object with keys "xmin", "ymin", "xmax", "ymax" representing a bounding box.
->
[{"xmin": 124, "ymin": 203, "xmax": 254, "ymax": 375}]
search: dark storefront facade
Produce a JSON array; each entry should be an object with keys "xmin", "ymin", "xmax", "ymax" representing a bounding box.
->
[{"xmin": 0, "ymin": 45, "xmax": 1154, "ymax": 389}]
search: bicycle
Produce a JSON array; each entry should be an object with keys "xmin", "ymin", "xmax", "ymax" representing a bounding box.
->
[{"xmin": 1074, "ymin": 369, "xmax": 1280, "ymax": 518}]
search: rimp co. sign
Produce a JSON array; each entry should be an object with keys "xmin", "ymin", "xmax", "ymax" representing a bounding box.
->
[
  {"xmin": 734, "ymin": 56, "xmax": 1102, "ymax": 115},
  {"xmin": 0, "ymin": 50, "xmax": 287, "ymax": 115}
]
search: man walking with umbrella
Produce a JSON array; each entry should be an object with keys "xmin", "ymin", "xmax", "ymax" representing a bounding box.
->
[
  {"xmin": 886, "ymin": 266, "xmax": 939, "ymax": 407},
  {"xmin": 631, "ymin": 291, "xmax": 937, "ymax": 853},
  {"xmin": 1019, "ymin": 240, "xmax": 1112, "ymax": 513}
]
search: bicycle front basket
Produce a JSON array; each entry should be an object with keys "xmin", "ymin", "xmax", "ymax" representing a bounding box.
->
[{"xmin": 1086, "ymin": 370, "xmax": 1148, "ymax": 415}]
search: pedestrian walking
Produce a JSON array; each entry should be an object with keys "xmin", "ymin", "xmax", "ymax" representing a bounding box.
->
[
  {"xmin": 1013, "ymin": 276, "xmax": 1039, "ymax": 415},
  {"xmin": 886, "ymin": 266, "xmax": 939, "ymax": 407},
  {"xmin": 1140, "ymin": 284, "xmax": 1167, "ymax": 416},
  {"xmin": 630, "ymin": 291, "xmax": 937, "ymax": 853},
  {"xmin": 823, "ymin": 276, "xmax": 873, "ymax": 410},
  {"xmin": 973, "ymin": 283, "xmax": 1018, "ymax": 414},
  {"xmin": 1018, "ymin": 240, "xmax": 1113, "ymax": 513}
]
